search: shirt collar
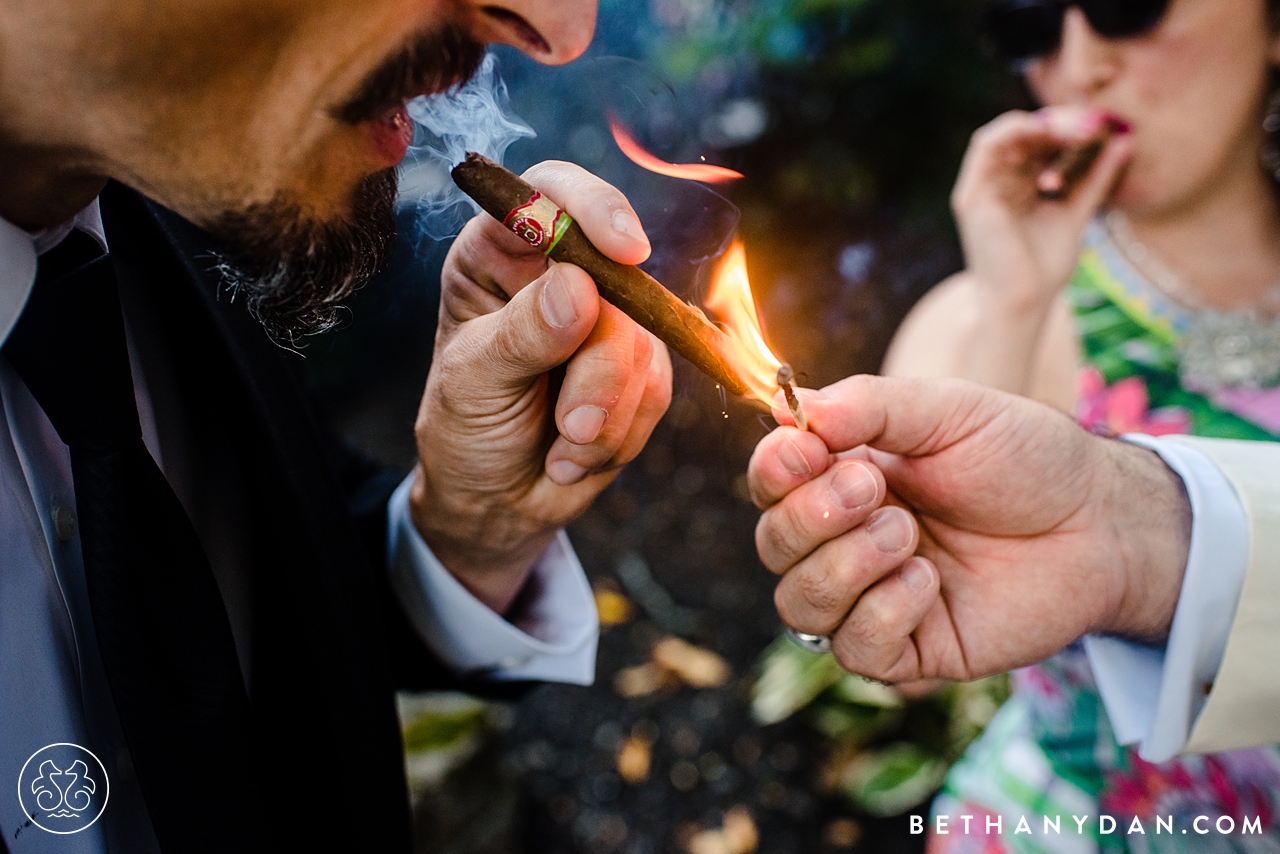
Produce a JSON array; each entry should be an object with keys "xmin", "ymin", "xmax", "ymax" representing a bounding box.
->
[{"xmin": 0, "ymin": 199, "xmax": 106, "ymax": 348}]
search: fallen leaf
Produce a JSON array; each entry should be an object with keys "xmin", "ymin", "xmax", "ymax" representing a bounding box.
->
[
  {"xmin": 686, "ymin": 830, "xmax": 734, "ymax": 854},
  {"xmin": 722, "ymin": 807, "xmax": 758, "ymax": 853},
  {"xmin": 614, "ymin": 662, "xmax": 669, "ymax": 698},
  {"xmin": 594, "ymin": 587, "xmax": 635, "ymax": 626},
  {"xmin": 652, "ymin": 637, "xmax": 731, "ymax": 688},
  {"xmin": 682, "ymin": 807, "xmax": 757, "ymax": 854},
  {"xmin": 616, "ymin": 735, "xmax": 652, "ymax": 784},
  {"xmin": 824, "ymin": 818, "xmax": 862, "ymax": 849}
]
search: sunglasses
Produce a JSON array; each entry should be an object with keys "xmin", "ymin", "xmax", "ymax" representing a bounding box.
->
[{"xmin": 984, "ymin": 0, "xmax": 1171, "ymax": 63}]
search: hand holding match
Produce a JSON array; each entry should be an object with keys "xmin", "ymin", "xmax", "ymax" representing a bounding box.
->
[{"xmin": 748, "ymin": 375, "xmax": 1189, "ymax": 684}]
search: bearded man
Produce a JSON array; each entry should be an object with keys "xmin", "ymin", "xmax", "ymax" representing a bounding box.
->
[{"xmin": 0, "ymin": 1, "xmax": 671, "ymax": 851}]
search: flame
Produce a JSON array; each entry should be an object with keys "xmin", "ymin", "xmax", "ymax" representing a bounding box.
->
[
  {"xmin": 704, "ymin": 240, "xmax": 784, "ymax": 406},
  {"xmin": 609, "ymin": 117, "xmax": 743, "ymax": 183}
]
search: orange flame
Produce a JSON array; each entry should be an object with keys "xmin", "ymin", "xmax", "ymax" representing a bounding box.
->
[
  {"xmin": 608, "ymin": 117, "xmax": 744, "ymax": 183},
  {"xmin": 704, "ymin": 240, "xmax": 784, "ymax": 406}
]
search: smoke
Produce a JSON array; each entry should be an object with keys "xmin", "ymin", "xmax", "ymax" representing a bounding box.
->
[{"xmin": 398, "ymin": 53, "xmax": 535, "ymax": 240}]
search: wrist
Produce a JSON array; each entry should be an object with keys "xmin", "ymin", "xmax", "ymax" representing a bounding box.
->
[
  {"xmin": 971, "ymin": 274, "xmax": 1059, "ymax": 325},
  {"xmin": 408, "ymin": 465, "xmax": 551, "ymax": 615},
  {"xmin": 958, "ymin": 280, "xmax": 1059, "ymax": 393},
  {"xmin": 1098, "ymin": 438, "xmax": 1192, "ymax": 642}
]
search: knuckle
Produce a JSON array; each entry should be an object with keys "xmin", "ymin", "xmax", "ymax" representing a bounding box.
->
[
  {"xmin": 755, "ymin": 513, "xmax": 797, "ymax": 573},
  {"xmin": 490, "ymin": 316, "xmax": 537, "ymax": 373},
  {"xmin": 791, "ymin": 562, "xmax": 845, "ymax": 617},
  {"xmin": 844, "ymin": 603, "xmax": 883, "ymax": 646},
  {"xmin": 773, "ymin": 583, "xmax": 800, "ymax": 628},
  {"xmin": 831, "ymin": 640, "xmax": 871, "ymax": 679},
  {"xmin": 747, "ymin": 469, "xmax": 772, "ymax": 510}
]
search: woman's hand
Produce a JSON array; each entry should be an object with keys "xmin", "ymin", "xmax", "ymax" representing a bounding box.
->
[{"xmin": 954, "ymin": 106, "xmax": 1133, "ymax": 317}]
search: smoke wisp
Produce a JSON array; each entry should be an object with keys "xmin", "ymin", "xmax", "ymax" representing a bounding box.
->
[{"xmin": 398, "ymin": 53, "xmax": 535, "ymax": 240}]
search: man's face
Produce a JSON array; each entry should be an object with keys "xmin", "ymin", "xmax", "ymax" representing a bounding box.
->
[{"xmin": 95, "ymin": 0, "xmax": 595, "ymax": 340}]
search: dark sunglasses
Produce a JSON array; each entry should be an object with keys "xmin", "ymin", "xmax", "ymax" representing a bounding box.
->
[{"xmin": 984, "ymin": 0, "xmax": 1171, "ymax": 63}]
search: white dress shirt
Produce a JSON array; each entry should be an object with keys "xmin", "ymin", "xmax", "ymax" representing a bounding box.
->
[
  {"xmin": 1085, "ymin": 435, "xmax": 1252, "ymax": 762},
  {"xmin": 0, "ymin": 203, "xmax": 597, "ymax": 852}
]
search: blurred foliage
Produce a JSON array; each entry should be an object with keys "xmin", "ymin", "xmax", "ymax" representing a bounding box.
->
[
  {"xmin": 751, "ymin": 636, "xmax": 1009, "ymax": 817},
  {"xmin": 635, "ymin": 0, "xmax": 1028, "ymax": 231}
]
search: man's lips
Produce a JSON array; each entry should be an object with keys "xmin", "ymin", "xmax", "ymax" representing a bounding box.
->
[{"xmin": 365, "ymin": 106, "xmax": 413, "ymax": 168}]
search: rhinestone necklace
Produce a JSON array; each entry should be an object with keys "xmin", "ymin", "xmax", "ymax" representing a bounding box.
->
[{"xmin": 1103, "ymin": 210, "xmax": 1280, "ymax": 392}]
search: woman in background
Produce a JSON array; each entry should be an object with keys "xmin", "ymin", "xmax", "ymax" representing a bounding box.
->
[{"xmin": 885, "ymin": 0, "xmax": 1280, "ymax": 850}]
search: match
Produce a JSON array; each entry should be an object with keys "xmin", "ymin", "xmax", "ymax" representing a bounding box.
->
[{"xmin": 775, "ymin": 364, "xmax": 808, "ymax": 432}]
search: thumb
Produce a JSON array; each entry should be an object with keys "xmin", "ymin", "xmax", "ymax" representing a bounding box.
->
[
  {"xmin": 460, "ymin": 263, "xmax": 601, "ymax": 392},
  {"xmin": 773, "ymin": 374, "xmax": 1006, "ymax": 456}
]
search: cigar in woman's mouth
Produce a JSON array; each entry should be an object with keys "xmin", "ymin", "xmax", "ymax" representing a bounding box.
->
[{"xmin": 1037, "ymin": 133, "xmax": 1109, "ymax": 200}]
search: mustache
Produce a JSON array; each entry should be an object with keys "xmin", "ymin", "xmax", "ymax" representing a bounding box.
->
[{"xmin": 335, "ymin": 23, "xmax": 486, "ymax": 125}]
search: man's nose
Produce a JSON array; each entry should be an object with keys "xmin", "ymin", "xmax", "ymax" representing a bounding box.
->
[{"xmin": 470, "ymin": 0, "xmax": 598, "ymax": 65}]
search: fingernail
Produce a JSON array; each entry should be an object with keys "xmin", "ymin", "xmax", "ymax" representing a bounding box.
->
[
  {"xmin": 901, "ymin": 558, "xmax": 934, "ymax": 592},
  {"xmin": 540, "ymin": 269, "xmax": 577, "ymax": 329},
  {"xmin": 564, "ymin": 405, "xmax": 608, "ymax": 444},
  {"xmin": 547, "ymin": 459, "xmax": 588, "ymax": 485},
  {"xmin": 867, "ymin": 507, "xmax": 912, "ymax": 552},
  {"xmin": 829, "ymin": 462, "xmax": 878, "ymax": 510},
  {"xmin": 612, "ymin": 210, "xmax": 649, "ymax": 246},
  {"xmin": 778, "ymin": 438, "xmax": 812, "ymax": 478}
]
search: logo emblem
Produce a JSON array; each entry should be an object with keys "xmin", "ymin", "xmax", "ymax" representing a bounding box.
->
[{"xmin": 18, "ymin": 743, "xmax": 109, "ymax": 834}]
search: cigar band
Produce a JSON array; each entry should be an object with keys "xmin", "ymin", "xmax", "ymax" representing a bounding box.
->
[{"xmin": 503, "ymin": 192, "xmax": 573, "ymax": 255}]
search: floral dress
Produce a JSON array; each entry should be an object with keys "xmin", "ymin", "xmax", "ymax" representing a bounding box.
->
[{"xmin": 928, "ymin": 219, "xmax": 1280, "ymax": 854}]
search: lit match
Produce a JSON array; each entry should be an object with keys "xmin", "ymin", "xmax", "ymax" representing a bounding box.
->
[{"xmin": 775, "ymin": 364, "xmax": 808, "ymax": 432}]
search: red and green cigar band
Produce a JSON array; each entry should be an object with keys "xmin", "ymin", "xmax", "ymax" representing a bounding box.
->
[{"xmin": 503, "ymin": 192, "xmax": 573, "ymax": 255}]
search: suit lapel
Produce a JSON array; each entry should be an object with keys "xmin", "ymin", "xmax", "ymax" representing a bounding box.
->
[{"xmin": 99, "ymin": 182, "xmax": 412, "ymax": 852}]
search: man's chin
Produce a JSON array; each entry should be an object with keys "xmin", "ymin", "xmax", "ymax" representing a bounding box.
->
[{"xmin": 206, "ymin": 168, "xmax": 398, "ymax": 346}]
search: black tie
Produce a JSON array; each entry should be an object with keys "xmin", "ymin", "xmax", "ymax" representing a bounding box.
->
[{"xmin": 3, "ymin": 231, "xmax": 256, "ymax": 852}]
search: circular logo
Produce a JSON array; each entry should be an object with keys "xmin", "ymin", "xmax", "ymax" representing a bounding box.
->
[
  {"xmin": 18, "ymin": 743, "xmax": 109, "ymax": 834},
  {"xmin": 510, "ymin": 215, "xmax": 546, "ymax": 248}
]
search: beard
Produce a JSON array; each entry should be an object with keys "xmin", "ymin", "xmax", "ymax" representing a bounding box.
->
[
  {"xmin": 207, "ymin": 168, "xmax": 398, "ymax": 346},
  {"xmin": 208, "ymin": 22, "xmax": 484, "ymax": 346}
]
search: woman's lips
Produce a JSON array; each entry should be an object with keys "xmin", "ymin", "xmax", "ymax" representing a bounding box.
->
[
  {"xmin": 1100, "ymin": 111, "xmax": 1132, "ymax": 135},
  {"xmin": 365, "ymin": 105, "xmax": 413, "ymax": 168}
]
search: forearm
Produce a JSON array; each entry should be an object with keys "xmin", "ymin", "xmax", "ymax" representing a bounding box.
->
[{"xmin": 956, "ymin": 286, "xmax": 1058, "ymax": 395}]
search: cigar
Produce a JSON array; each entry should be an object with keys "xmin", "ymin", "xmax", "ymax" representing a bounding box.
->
[
  {"xmin": 1037, "ymin": 134, "xmax": 1108, "ymax": 200},
  {"xmin": 452, "ymin": 153, "xmax": 751, "ymax": 397},
  {"xmin": 776, "ymin": 364, "xmax": 808, "ymax": 431}
]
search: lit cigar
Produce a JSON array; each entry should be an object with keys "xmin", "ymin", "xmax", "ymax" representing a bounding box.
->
[
  {"xmin": 775, "ymin": 364, "xmax": 808, "ymax": 431},
  {"xmin": 1037, "ymin": 133, "xmax": 1109, "ymax": 200},
  {"xmin": 451, "ymin": 153, "xmax": 751, "ymax": 398}
]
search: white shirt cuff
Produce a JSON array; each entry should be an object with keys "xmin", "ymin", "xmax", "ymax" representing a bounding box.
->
[
  {"xmin": 385, "ymin": 473, "xmax": 598, "ymax": 685},
  {"xmin": 1084, "ymin": 434, "xmax": 1249, "ymax": 761}
]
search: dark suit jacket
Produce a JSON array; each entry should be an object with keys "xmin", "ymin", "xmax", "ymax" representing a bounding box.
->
[{"xmin": 85, "ymin": 182, "xmax": 518, "ymax": 853}]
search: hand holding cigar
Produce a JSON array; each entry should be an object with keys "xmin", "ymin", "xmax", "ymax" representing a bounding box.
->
[
  {"xmin": 452, "ymin": 153, "xmax": 752, "ymax": 398},
  {"xmin": 1036, "ymin": 135, "xmax": 1108, "ymax": 200}
]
